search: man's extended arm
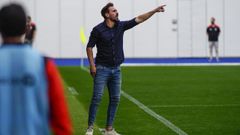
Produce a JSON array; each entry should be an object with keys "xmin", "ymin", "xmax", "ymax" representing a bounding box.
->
[{"xmin": 135, "ymin": 5, "xmax": 166, "ymax": 24}]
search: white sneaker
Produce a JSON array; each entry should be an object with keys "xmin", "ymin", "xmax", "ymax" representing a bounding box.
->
[
  {"xmin": 104, "ymin": 129, "xmax": 120, "ymax": 135},
  {"xmin": 85, "ymin": 127, "xmax": 93, "ymax": 135}
]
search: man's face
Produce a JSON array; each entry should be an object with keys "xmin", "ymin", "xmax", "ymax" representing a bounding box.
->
[{"xmin": 106, "ymin": 6, "xmax": 119, "ymax": 21}]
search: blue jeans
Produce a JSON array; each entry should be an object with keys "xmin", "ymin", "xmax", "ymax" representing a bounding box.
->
[{"xmin": 88, "ymin": 65, "xmax": 121, "ymax": 127}]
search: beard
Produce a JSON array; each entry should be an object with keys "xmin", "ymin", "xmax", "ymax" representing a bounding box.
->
[
  {"xmin": 110, "ymin": 13, "xmax": 119, "ymax": 22},
  {"xmin": 110, "ymin": 16, "xmax": 119, "ymax": 22},
  {"xmin": 115, "ymin": 17, "xmax": 119, "ymax": 21}
]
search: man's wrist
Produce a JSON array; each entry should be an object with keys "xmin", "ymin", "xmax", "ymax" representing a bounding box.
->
[{"xmin": 151, "ymin": 9, "xmax": 157, "ymax": 14}]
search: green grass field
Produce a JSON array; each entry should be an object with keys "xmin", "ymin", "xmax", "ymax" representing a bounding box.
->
[{"xmin": 59, "ymin": 66, "xmax": 240, "ymax": 135}]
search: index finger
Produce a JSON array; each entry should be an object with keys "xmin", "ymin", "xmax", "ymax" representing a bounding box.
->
[{"xmin": 161, "ymin": 5, "xmax": 166, "ymax": 7}]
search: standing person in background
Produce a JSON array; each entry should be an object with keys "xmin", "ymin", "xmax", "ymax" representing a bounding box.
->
[
  {"xmin": 25, "ymin": 16, "xmax": 37, "ymax": 45},
  {"xmin": 85, "ymin": 2, "xmax": 166, "ymax": 135},
  {"xmin": 0, "ymin": 3, "xmax": 72, "ymax": 135},
  {"xmin": 207, "ymin": 17, "xmax": 221, "ymax": 62}
]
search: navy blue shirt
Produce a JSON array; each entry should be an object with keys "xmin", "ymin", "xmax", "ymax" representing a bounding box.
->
[{"xmin": 87, "ymin": 18, "xmax": 138, "ymax": 67}]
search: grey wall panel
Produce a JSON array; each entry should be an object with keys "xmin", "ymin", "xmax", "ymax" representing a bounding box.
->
[
  {"xmin": 157, "ymin": 0, "xmax": 177, "ymax": 57},
  {"xmin": 13, "ymin": 0, "xmax": 36, "ymax": 18},
  {"xmin": 60, "ymin": 0, "xmax": 83, "ymax": 58},
  {"xmin": 178, "ymin": 0, "xmax": 192, "ymax": 57},
  {"xmin": 0, "ymin": 0, "xmax": 10, "ymax": 6},
  {"xmin": 133, "ymin": 0, "xmax": 158, "ymax": 57},
  {"xmin": 192, "ymin": 0, "xmax": 207, "ymax": 57},
  {"xmin": 35, "ymin": 0, "xmax": 60, "ymax": 58},
  {"xmin": 225, "ymin": 0, "xmax": 240, "ymax": 57}
]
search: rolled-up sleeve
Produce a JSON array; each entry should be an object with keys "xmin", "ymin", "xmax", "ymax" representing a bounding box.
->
[
  {"xmin": 122, "ymin": 18, "xmax": 139, "ymax": 31},
  {"xmin": 87, "ymin": 27, "xmax": 99, "ymax": 48}
]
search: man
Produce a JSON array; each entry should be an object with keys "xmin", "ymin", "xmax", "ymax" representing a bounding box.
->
[
  {"xmin": 207, "ymin": 17, "xmax": 221, "ymax": 62},
  {"xmin": 86, "ymin": 2, "xmax": 166, "ymax": 135},
  {"xmin": 0, "ymin": 3, "xmax": 72, "ymax": 135},
  {"xmin": 24, "ymin": 16, "xmax": 36, "ymax": 45}
]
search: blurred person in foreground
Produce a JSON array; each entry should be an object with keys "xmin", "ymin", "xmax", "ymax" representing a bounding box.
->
[
  {"xmin": 0, "ymin": 3, "xmax": 72, "ymax": 135},
  {"xmin": 24, "ymin": 15, "xmax": 37, "ymax": 45},
  {"xmin": 86, "ymin": 2, "xmax": 166, "ymax": 135},
  {"xmin": 207, "ymin": 17, "xmax": 221, "ymax": 62}
]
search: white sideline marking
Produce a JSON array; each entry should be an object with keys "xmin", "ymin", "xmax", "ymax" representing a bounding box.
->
[
  {"xmin": 121, "ymin": 91, "xmax": 188, "ymax": 135},
  {"xmin": 122, "ymin": 63, "xmax": 240, "ymax": 66},
  {"xmin": 67, "ymin": 86, "xmax": 79, "ymax": 95},
  {"xmin": 81, "ymin": 66, "xmax": 188, "ymax": 135},
  {"xmin": 149, "ymin": 104, "xmax": 240, "ymax": 108},
  {"xmin": 81, "ymin": 66, "xmax": 90, "ymax": 73}
]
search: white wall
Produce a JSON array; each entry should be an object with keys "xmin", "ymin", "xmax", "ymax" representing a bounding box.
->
[
  {"xmin": 192, "ymin": 0, "xmax": 208, "ymax": 57},
  {"xmin": 1, "ymin": 0, "xmax": 240, "ymax": 58},
  {"xmin": 225, "ymin": 0, "xmax": 240, "ymax": 57},
  {"xmin": 178, "ymin": 0, "xmax": 192, "ymax": 57},
  {"xmin": 158, "ymin": 0, "xmax": 178, "ymax": 57}
]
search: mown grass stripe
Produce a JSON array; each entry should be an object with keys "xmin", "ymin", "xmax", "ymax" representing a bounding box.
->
[
  {"xmin": 121, "ymin": 91, "xmax": 188, "ymax": 135},
  {"xmin": 149, "ymin": 104, "xmax": 240, "ymax": 108}
]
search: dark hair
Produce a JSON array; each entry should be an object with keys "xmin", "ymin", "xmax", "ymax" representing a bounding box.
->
[
  {"xmin": 101, "ymin": 2, "xmax": 114, "ymax": 19},
  {"xmin": 0, "ymin": 3, "xmax": 27, "ymax": 37}
]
